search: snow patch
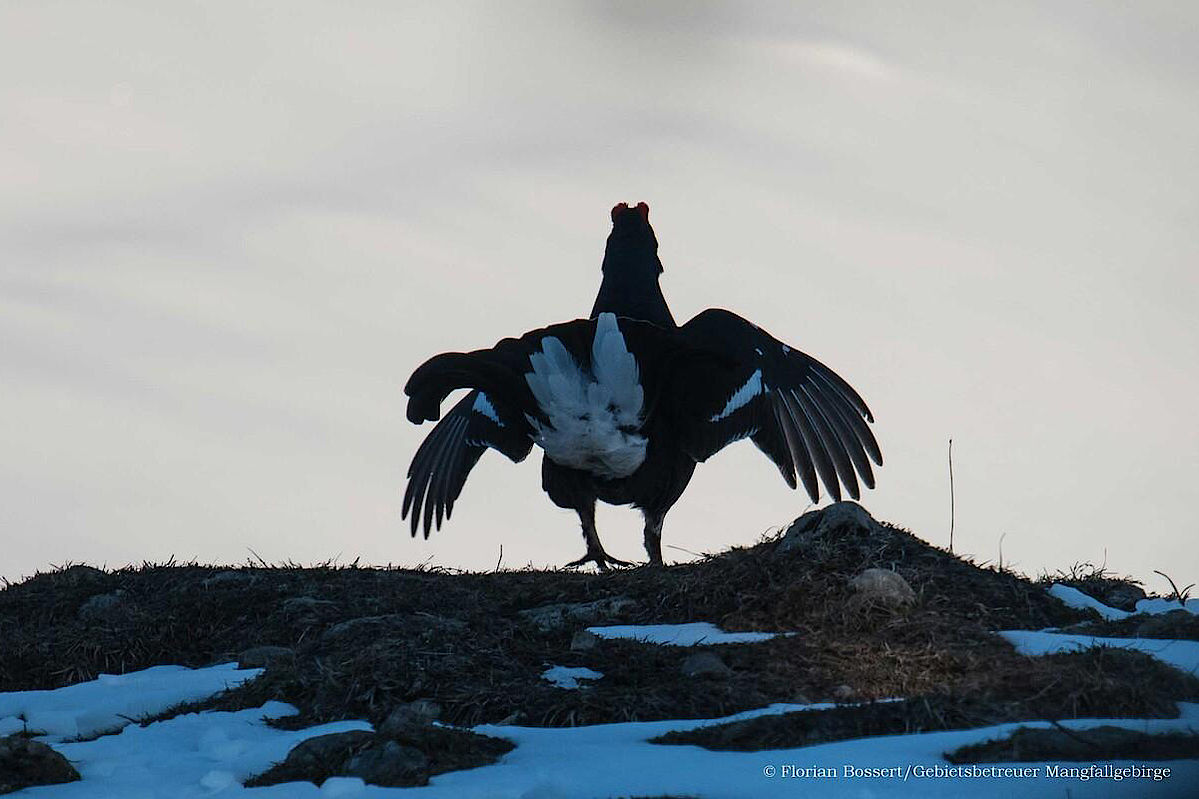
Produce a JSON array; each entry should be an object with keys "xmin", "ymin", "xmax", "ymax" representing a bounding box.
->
[
  {"xmin": 0, "ymin": 663, "xmax": 261, "ymax": 742},
  {"xmin": 999, "ymin": 630, "xmax": 1199, "ymax": 675},
  {"xmin": 4, "ymin": 655, "xmax": 1199, "ymax": 796},
  {"xmin": 1047, "ymin": 584, "xmax": 1132, "ymax": 621},
  {"xmin": 587, "ymin": 622, "xmax": 780, "ymax": 646},
  {"xmin": 541, "ymin": 666, "xmax": 603, "ymax": 689},
  {"xmin": 1137, "ymin": 597, "xmax": 1199, "ymax": 615}
]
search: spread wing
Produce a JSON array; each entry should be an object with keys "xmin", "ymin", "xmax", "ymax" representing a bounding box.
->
[
  {"xmin": 402, "ymin": 389, "xmax": 533, "ymax": 538},
  {"xmin": 674, "ymin": 308, "xmax": 882, "ymax": 503}
]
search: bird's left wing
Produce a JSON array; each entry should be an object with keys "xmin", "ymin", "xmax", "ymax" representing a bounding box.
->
[
  {"xmin": 402, "ymin": 389, "xmax": 533, "ymax": 538},
  {"xmin": 673, "ymin": 308, "xmax": 882, "ymax": 503}
]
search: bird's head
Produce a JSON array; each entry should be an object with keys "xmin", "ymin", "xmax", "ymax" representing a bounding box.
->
[{"xmin": 604, "ymin": 201, "xmax": 662, "ymax": 275}]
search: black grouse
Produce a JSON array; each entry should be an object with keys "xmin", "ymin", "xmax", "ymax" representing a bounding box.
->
[{"xmin": 403, "ymin": 203, "xmax": 882, "ymax": 569}]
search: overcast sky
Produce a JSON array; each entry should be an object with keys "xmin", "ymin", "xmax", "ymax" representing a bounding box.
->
[{"xmin": 2, "ymin": 1, "xmax": 1196, "ymax": 588}]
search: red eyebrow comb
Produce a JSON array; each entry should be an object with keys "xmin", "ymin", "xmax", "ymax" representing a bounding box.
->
[{"xmin": 611, "ymin": 202, "xmax": 649, "ymax": 222}]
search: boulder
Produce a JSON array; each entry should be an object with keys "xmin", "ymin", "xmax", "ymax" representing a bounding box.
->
[
  {"xmin": 776, "ymin": 502, "xmax": 881, "ymax": 554},
  {"xmin": 344, "ymin": 741, "xmax": 429, "ymax": 787},
  {"xmin": 0, "ymin": 735, "xmax": 80, "ymax": 794},
  {"xmin": 846, "ymin": 568, "xmax": 916, "ymax": 611}
]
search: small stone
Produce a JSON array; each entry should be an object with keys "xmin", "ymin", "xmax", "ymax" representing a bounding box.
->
[
  {"xmin": 847, "ymin": 568, "xmax": 916, "ymax": 610},
  {"xmin": 238, "ymin": 646, "xmax": 295, "ymax": 669},
  {"xmin": 680, "ymin": 651, "xmax": 732, "ymax": 677},
  {"xmin": 0, "ymin": 734, "xmax": 81, "ymax": 793},
  {"xmin": 344, "ymin": 740, "xmax": 429, "ymax": 787},
  {"xmin": 832, "ymin": 684, "xmax": 856, "ymax": 701},
  {"xmin": 378, "ymin": 701, "xmax": 442, "ymax": 738},
  {"xmin": 570, "ymin": 630, "xmax": 600, "ymax": 651}
]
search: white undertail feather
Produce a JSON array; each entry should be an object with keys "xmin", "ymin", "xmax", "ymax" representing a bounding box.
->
[{"xmin": 524, "ymin": 313, "xmax": 648, "ymax": 478}]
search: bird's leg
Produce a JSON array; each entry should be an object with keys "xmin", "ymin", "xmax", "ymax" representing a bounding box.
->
[
  {"xmin": 641, "ymin": 509, "xmax": 666, "ymax": 566},
  {"xmin": 564, "ymin": 503, "xmax": 633, "ymax": 571}
]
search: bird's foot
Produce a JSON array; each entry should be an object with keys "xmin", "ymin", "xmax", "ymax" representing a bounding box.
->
[{"xmin": 564, "ymin": 550, "xmax": 635, "ymax": 571}]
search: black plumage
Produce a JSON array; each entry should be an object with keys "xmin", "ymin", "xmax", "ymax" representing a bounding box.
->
[{"xmin": 403, "ymin": 204, "xmax": 882, "ymax": 568}]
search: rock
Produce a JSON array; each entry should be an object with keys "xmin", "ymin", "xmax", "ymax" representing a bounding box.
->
[
  {"xmin": 238, "ymin": 646, "xmax": 295, "ymax": 669},
  {"xmin": 378, "ymin": 701, "xmax": 442, "ymax": 738},
  {"xmin": 262, "ymin": 730, "xmax": 375, "ymax": 783},
  {"xmin": 832, "ymin": 684, "xmax": 856, "ymax": 701},
  {"xmin": 250, "ymin": 724, "xmax": 511, "ymax": 790},
  {"xmin": 344, "ymin": 740, "xmax": 429, "ymax": 787},
  {"xmin": 77, "ymin": 592, "xmax": 127, "ymax": 622},
  {"xmin": 680, "ymin": 651, "xmax": 732, "ymax": 677},
  {"xmin": 776, "ymin": 502, "xmax": 881, "ymax": 554},
  {"xmin": 518, "ymin": 597, "xmax": 639, "ymax": 632},
  {"xmin": 1100, "ymin": 582, "xmax": 1147, "ymax": 612},
  {"xmin": 570, "ymin": 630, "xmax": 600, "ymax": 651},
  {"xmin": 846, "ymin": 568, "xmax": 916, "ymax": 611},
  {"xmin": 0, "ymin": 734, "xmax": 81, "ymax": 793}
]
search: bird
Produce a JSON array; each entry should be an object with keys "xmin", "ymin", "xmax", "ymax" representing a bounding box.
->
[
  {"xmin": 401, "ymin": 202, "xmax": 671, "ymax": 564},
  {"xmin": 402, "ymin": 203, "xmax": 882, "ymax": 569}
]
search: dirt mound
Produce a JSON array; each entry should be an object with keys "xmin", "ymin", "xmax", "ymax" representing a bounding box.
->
[{"xmin": 0, "ymin": 503, "xmax": 1177, "ymax": 746}]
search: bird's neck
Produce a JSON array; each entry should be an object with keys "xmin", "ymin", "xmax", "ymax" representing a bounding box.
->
[{"xmin": 590, "ymin": 271, "xmax": 676, "ymax": 329}]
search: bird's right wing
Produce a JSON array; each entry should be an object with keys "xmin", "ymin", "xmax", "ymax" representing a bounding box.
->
[
  {"xmin": 402, "ymin": 389, "xmax": 533, "ymax": 538},
  {"xmin": 672, "ymin": 308, "xmax": 882, "ymax": 504}
]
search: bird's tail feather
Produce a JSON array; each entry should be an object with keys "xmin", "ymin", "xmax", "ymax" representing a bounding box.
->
[{"xmin": 404, "ymin": 352, "xmax": 522, "ymax": 424}]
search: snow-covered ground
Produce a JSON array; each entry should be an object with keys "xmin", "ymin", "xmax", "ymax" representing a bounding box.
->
[
  {"xmin": 586, "ymin": 622, "xmax": 781, "ymax": 645},
  {"xmin": 4, "ymin": 589, "xmax": 1198, "ymax": 798},
  {"xmin": 1000, "ymin": 630, "xmax": 1199, "ymax": 674}
]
